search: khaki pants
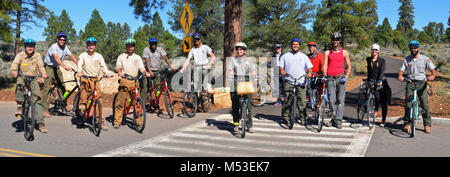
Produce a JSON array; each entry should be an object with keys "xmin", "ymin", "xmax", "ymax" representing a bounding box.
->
[
  {"xmin": 42, "ymin": 66, "xmax": 66, "ymax": 111},
  {"xmin": 114, "ymin": 79, "xmax": 142, "ymax": 125},
  {"xmin": 16, "ymin": 77, "xmax": 45, "ymax": 124},
  {"xmin": 80, "ymin": 77, "xmax": 104, "ymax": 122}
]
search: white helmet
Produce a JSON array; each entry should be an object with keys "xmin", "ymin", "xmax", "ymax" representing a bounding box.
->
[
  {"xmin": 371, "ymin": 44, "xmax": 380, "ymax": 51},
  {"xmin": 235, "ymin": 42, "xmax": 247, "ymax": 50}
]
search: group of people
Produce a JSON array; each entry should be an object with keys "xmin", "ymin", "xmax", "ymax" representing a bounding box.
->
[{"xmin": 10, "ymin": 30, "xmax": 437, "ymax": 137}]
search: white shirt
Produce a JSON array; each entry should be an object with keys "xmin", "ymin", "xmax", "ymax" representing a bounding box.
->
[{"xmin": 187, "ymin": 45, "xmax": 213, "ymax": 65}]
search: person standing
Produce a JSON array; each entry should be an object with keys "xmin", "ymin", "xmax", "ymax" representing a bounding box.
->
[
  {"xmin": 322, "ymin": 32, "xmax": 352, "ymax": 129},
  {"xmin": 398, "ymin": 40, "xmax": 436, "ymax": 133},
  {"xmin": 272, "ymin": 44, "xmax": 284, "ymax": 106},
  {"xmin": 279, "ymin": 38, "xmax": 313, "ymax": 125},
  {"xmin": 42, "ymin": 32, "xmax": 78, "ymax": 118}
]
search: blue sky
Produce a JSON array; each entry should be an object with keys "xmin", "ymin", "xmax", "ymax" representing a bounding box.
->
[{"xmin": 22, "ymin": 0, "xmax": 449, "ymax": 41}]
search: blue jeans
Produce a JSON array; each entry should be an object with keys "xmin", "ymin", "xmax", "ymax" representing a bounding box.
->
[{"xmin": 327, "ymin": 76, "xmax": 346, "ymax": 121}]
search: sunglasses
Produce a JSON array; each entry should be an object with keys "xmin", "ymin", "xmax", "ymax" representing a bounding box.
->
[{"xmin": 58, "ymin": 39, "xmax": 66, "ymax": 42}]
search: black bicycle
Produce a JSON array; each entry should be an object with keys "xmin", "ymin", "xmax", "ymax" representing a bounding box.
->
[
  {"xmin": 285, "ymin": 74, "xmax": 307, "ymax": 130},
  {"xmin": 16, "ymin": 73, "xmax": 42, "ymax": 141},
  {"xmin": 49, "ymin": 68, "xmax": 80, "ymax": 116},
  {"xmin": 357, "ymin": 79, "xmax": 381, "ymax": 129},
  {"xmin": 182, "ymin": 70, "xmax": 211, "ymax": 117}
]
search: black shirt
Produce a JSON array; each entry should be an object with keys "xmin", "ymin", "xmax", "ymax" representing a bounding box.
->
[{"xmin": 366, "ymin": 57, "xmax": 385, "ymax": 82}]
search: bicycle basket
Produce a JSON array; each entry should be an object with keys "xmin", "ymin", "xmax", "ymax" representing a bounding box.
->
[{"xmin": 237, "ymin": 82, "xmax": 255, "ymax": 95}]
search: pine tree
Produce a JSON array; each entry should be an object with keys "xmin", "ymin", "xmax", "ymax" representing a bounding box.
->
[
  {"xmin": 82, "ymin": 9, "xmax": 107, "ymax": 45},
  {"xmin": 43, "ymin": 10, "xmax": 76, "ymax": 45},
  {"xmin": 375, "ymin": 17, "xmax": 393, "ymax": 48},
  {"xmin": 0, "ymin": 0, "xmax": 19, "ymax": 42},
  {"xmin": 396, "ymin": 0, "xmax": 414, "ymax": 33}
]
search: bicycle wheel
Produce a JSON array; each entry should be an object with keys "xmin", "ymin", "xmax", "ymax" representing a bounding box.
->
[
  {"xmin": 200, "ymin": 92, "xmax": 211, "ymax": 112},
  {"xmin": 317, "ymin": 99, "xmax": 326, "ymax": 133},
  {"xmin": 183, "ymin": 92, "xmax": 198, "ymax": 117},
  {"xmin": 367, "ymin": 95, "xmax": 376, "ymax": 129},
  {"xmin": 356, "ymin": 91, "xmax": 366, "ymax": 122},
  {"xmin": 73, "ymin": 91, "xmax": 82, "ymax": 118},
  {"xmin": 133, "ymin": 98, "xmax": 146, "ymax": 133},
  {"xmin": 251, "ymin": 85, "xmax": 268, "ymax": 107},
  {"xmin": 112, "ymin": 92, "xmax": 118, "ymax": 120},
  {"xmin": 23, "ymin": 98, "xmax": 35, "ymax": 141},
  {"xmin": 411, "ymin": 102, "xmax": 417, "ymax": 137},
  {"xmin": 91, "ymin": 100, "xmax": 102, "ymax": 137},
  {"xmin": 164, "ymin": 90, "xmax": 174, "ymax": 118},
  {"xmin": 289, "ymin": 95, "xmax": 296, "ymax": 130},
  {"xmin": 240, "ymin": 100, "xmax": 247, "ymax": 138},
  {"xmin": 49, "ymin": 87, "xmax": 62, "ymax": 115}
]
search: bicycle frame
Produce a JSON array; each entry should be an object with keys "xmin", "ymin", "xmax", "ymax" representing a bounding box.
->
[
  {"xmin": 149, "ymin": 77, "xmax": 171, "ymax": 106},
  {"xmin": 82, "ymin": 76, "xmax": 103, "ymax": 120},
  {"xmin": 406, "ymin": 80, "xmax": 419, "ymax": 123},
  {"xmin": 124, "ymin": 75, "xmax": 144, "ymax": 115}
]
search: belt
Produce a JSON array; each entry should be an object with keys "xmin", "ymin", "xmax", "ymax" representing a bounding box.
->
[
  {"xmin": 44, "ymin": 64, "xmax": 57, "ymax": 68},
  {"xmin": 327, "ymin": 74, "xmax": 344, "ymax": 79}
]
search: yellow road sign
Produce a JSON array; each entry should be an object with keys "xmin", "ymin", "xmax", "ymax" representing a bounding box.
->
[
  {"xmin": 183, "ymin": 37, "xmax": 192, "ymax": 53},
  {"xmin": 180, "ymin": 2, "xmax": 194, "ymax": 35}
]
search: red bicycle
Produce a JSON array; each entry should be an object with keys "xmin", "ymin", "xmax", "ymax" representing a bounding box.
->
[
  {"xmin": 112, "ymin": 73, "xmax": 147, "ymax": 133},
  {"xmin": 147, "ymin": 73, "xmax": 174, "ymax": 119},
  {"xmin": 74, "ymin": 75, "xmax": 107, "ymax": 137}
]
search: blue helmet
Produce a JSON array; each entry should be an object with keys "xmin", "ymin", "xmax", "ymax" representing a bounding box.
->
[
  {"xmin": 149, "ymin": 37, "xmax": 158, "ymax": 43},
  {"xmin": 24, "ymin": 38, "xmax": 36, "ymax": 46},
  {"xmin": 86, "ymin": 37, "xmax": 97, "ymax": 45},
  {"xmin": 291, "ymin": 38, "xmax": 302, "ymax": 45},
  {"xmin": 192, "ymin": 33, "xmax": 201, "ymax": 40},
  {"xmin": 408, "ymin": 40, "xmax": 420, "ymax": 48},
  {"xmin": 57, "ymin": 32, "xmax": 67, "ymax": 39}
]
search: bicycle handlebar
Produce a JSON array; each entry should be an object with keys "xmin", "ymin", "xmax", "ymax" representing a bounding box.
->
[{"xmin": 122, "ymin": 73, "xmax": 145, "ymax": 81}]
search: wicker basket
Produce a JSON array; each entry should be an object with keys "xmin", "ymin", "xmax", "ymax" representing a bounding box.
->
[{"xmin": 237, "ymin": 82, "xmax": 255, "ymax": 95}]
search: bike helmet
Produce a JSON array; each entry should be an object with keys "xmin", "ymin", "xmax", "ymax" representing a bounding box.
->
[
  {"xmin": 192, "ymin": 33, "xmax": 202, "ymax": 40},
  {"xmin": 235, "ymin": 42, "xmax": 247, "ymax": 50},
  {"xmin": 124, "ymin": 38, "xmax": 136, "ymax": 46},
  {"xmin": 307, "ymin": 42, "xmax": 317, "ymax": 46},
  {"xmin": 149, "ymin": 37, "xmax": 158, "ymax": 43},
  {"xmin": 408, "ymin": 40, "xmax": 420, "ymax": 48},
  {"xmin": 291, "ymin": 38, "xmax": 302, "ymax": 45},
  {"xmin": 23, "ymin": 38, "xmax": 36, "ymax": 46},
  {"xmin": 85, "ymin": 37, "xmax": 97, "ymax": 45},
  {"xmin": 330, "ymin": 32, "xmax": 342, "ymax": 41},
  {"xmin": 57, "ymin": 32, "xmax": 67, "ymax": 39}
]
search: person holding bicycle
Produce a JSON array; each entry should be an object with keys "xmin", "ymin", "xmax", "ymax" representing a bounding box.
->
[
  {"xmin": 366, "ymin": 44, "xmax": 390, "ymax": 127},
  {"xmin": 227, "ymin": 42, "xmax": 257, "ymax": 135},
  {"xmin": 398, "ymin": 40, "xmax": 436, "ymax": 134},
  {"xmin": 141, "ymin": 37, "xmax": 176, "ymax": 109},
  {"xmin": 179, "ymin": 33, "xmax": 216, "ymax": 93},
  {"xmin": 10, "ymin": 39, "xmax": 49, "ymax": 133},
  {"xmin": 42, "ymin": 32, "xmax": 79, "ymax": 118},
  {"xmin": 77, "ymin": 37, "xmax": 112, "ymax": 130},
  {"xmin": 114, "ymin": 38, "xmax": 151, "ymax": 129},
  {"xmin": 322, "ymin": 32, "xmax": 352, "ymax": 129},
  {"xmin": 279, "ymin": 38, "xmax": 313, "ymax": 126},
  {"xmin": 306, "ymin": 42, "xmax": 324, "ymax": 108}
]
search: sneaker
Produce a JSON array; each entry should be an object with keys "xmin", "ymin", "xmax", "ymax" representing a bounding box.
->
[
  {"xmin": 373, "ymin": 110, "xmax": 378, "ymax": 117},
  {"xmin": 38, "ymin": 124, "xmax": 48, "ymax": 133},
  {"xmin": 380, "ymin": 120, "xmax": 385, "ymax": 127},
  {"xmin": 114, "ymin": 124, "xmax": 120, "ymax": 129},
  {"xmin": 233, "ymin": 126, "xmax": 240, "ymax": 135},
  {"xmin": 403, "ymin": 125, "xmax": 411, "ymax": 132},
  {"xmin": 424, "ymin": 126, "xmax": 431, "ymax": 133},
  {"xmin": 101, "ymin": 124, "xmax": 109, "ymax": 131},
  {"xmin": 333, "ymin": 120, "xmax": 342, "ymax": 129},
  {"xmin": 247, "ymin": 128, "xmax": 255, "ymax": 133},
  {"xmin": 15, "ymin": 107, "xmax": 23, "ymax": 118}
]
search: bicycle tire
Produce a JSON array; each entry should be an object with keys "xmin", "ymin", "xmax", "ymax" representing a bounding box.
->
[
  {"xmin": 240, "ymin": 100, "xmax": 247, "ymax": 138},
  {"xmin": 317, "ymin": 98, "xmax": 326, "ymax": 133},
  {"xmin": 356, "ymin": 91, "xmax": 366, "ymax": 122},
  {"xmin": 251, "ymin": 85, "xmax": 268, "ymax": 107},
  {"xmin": 164, "ymin": 90, "xmax": 174, "ymax": 118},
  {"xmin": 183, "ymin": 92, "xmax": 198, "ymax": 117},
  {"xmin": 92, "ymin": 100, "xmax": 102, "ymax": 137},
  {"xmin": 367, "ymin": 95, "xmax": 375, "ymax": 129},
  {"xmin": 112, "ymin": 93, "xmax": 118, "ymax": 120},
  {"xmin": 289, "ymin": 95, "xmax": 296, "ymax": 130},
  {"xmin": 133, "ymin": 98, "xmax": 146, "ymax": 133},
  {"xmin": 200, "ymin": 92, "xmax": 211, "ymax": 112},
  {"xmin": 411, "ymin": 102, "xmax": 417, "ymax": 137},
  {"xmin": 23, "ymin": 98, "xmax": 35, "ymax": 141},
  {"xmin": 73, "ymin": 92, "xmax": 82, "ymax": 118},
  {"xmin": 49, "ymin": 87, "xmax": 62, "ymax": 114}
]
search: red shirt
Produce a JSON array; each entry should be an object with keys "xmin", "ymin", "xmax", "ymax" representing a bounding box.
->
[
  {"xmin": 327, "ymin": 48, "xmax": 345, "ymax": 76},
  {"xmin": 308, "ymin": 52, "xmax": 324, "ymax": 75}
]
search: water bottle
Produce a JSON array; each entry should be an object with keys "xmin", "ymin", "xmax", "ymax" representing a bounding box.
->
[
  {"xmin": 63, "ymin": 91, "xmax": 69, "ymax": 99},
  {"xmin": 156, "ymin": 91, "xmax": 161, "ymax": 97}
]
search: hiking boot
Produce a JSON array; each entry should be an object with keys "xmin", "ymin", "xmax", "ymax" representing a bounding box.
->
[
  {"xmin": 403, "ymin": 125, "xmax": 411, "ymax": 132},
  {"xmin": 114, "ymin": 124, "xmax": 120, "ymax": 129},
  {"xmin": 101, "ymin": 124, "xmax": 109, "ymax": 131},
  {"xmin": 44, "ymin": 111, "xmax": 51, "ymax": 118},
  {"xmin": 39, "ymin": 124, "xmax": 48, "ymax": 133},
  {"xmin": 424, "ymin": 126, "xmax": 431, "ymax": 134},
  {"xmin": 333, "ymin": 120, "xmax": 342, "ymax": 129}
]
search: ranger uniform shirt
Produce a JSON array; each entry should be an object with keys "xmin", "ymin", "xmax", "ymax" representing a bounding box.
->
[
  {"xmin": 115, "ymin": 53, "xmax": 146, "ymax": 77},
  {"xmin": 78, "ymin": 52, "xmax": 110, "ymax": 77},
  {"xmin": 11, "ymin": 51, "xmax": 46, "ymax": 77},
  {"xmin": 143, "ymin": 47, "xmax": 167, "ymax": 71},
  {"xmin": 400, "ymin": 54, "xmax": 436, "ymax": 81}
]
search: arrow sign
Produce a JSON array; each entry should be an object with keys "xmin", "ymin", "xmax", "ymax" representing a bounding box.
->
[
  {"xmin": 183, "ymin": 37, "xmax": 192, "ymax": 53},
  {"xmin": 180, "ymin": 2, "xmax": 194, "ymax": 36}
]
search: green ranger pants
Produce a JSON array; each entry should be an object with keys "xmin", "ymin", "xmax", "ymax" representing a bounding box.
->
[
  {"xmin": 42, "ymin": 66, "xmax": 66, "ymax": 111},
  {"xmin": 404, "ymin": 81, "xmax": 432, "ymax": 127},
  {"xmin": 282, "ymin": 82, "xmax": 307, "ymax": 121},
  {"xmin": 16, "ymin": 77, "xmax": 45, "ymax": 124},
  {"xmin": 140, "ymin": 70, "xmax": 161, "ymax": 105}
]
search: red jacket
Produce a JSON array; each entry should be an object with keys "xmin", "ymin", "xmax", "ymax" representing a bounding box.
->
[{"xmin": 308, "ymin": 52, "xmax": 324, "ymax": 75}]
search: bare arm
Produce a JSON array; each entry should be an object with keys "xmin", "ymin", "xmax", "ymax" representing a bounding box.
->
[
  {"xmin": 70, "ymin": 54, "xmax": 78, "ymax": 65},
  {"xmin": 343, "ymin": 50, "xmax": 352, "ymax": 78},
  {"xmin": 205, "ymin": 52, "xmax": 216, "ymax": 69},
  {"xmin": 322, "ymin": 50, "xmax": 330, "ymax": 76}
]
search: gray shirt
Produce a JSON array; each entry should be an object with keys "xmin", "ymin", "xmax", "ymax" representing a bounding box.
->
[
  {"xmin": 278, "ymin": 51, "xmax": 313, "ymax": 86},
  {"xmin": 44, "ymin": 43, "xmax": 72, "ymax": 67},
  {"xmin": 400, "ymin": 54, "xmax": 436, "ymax": 81},
  {"xmin": 227, "ymin": 56, "xmax": 257, "ymax": 78},
  {"xmin": 143, "ymin": 47, "xmax": 167, "ymax": 71}
]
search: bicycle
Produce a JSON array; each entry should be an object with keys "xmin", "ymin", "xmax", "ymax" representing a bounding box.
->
[
  {"xmin": 182, "ymin": 70, "xmax": 211, "ymax": 117},
  {"xmin": 112, "ymin": 73, "xmax": 147, "ymax": 133},
  {"xmin": 48, "ymin": 68, "xmax": 80, "ymax": 116},
  {"xmin": 74, "ymin": 75, "xmax": 107, "ymax": 136},
  {"xmin": 285, "ymin": 74, "xmax": 307, "ymax": 130},
  {"xmin": 314, "ymin": 75, "xmax": 328, "ymax": 132},
  {"xmin": 356, "ymin": 79, "xmax": 381, "ymax": 129},
  {"xmin": 235, "ymin": 76, "xmax": 256, "ymax": 138},
  {"xmin": 146, "ymin": 72, "xmax": 174, "ymax": 119},
  {"xmin": 16, "ymin": 73, "xmax": 42, "ymax": 141},
  {"xmin": 403, "ymin": 79, "xmax": 432, "ymax": 137},
  {"xmin": 251, "ymin": 73, "xmax": 270, "ymax": 107}
]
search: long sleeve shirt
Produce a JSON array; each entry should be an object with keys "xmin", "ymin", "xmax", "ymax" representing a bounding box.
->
[
  {"xmin": 78, "ymin": 52, "xmax": 109, "ymax": 77},
  {"xmin": 366, "ymin": 57, "xmax": 385, "ymax": 82}
]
